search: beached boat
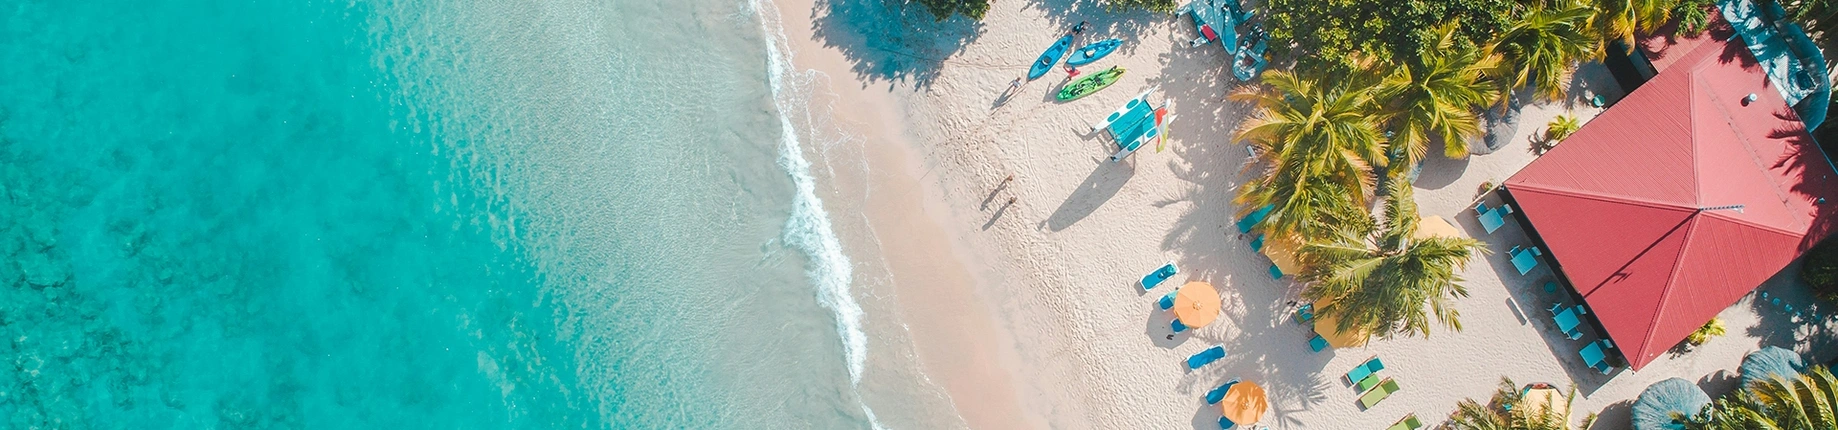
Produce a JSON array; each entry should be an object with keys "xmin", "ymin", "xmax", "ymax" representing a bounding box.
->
[
  {"xmin": 1028, "ymin": 34, "xmax": 1075, "ymax": 80},
  {"xmin": 1056, "ymin": 66, "xmax": 1125, "ymax": 101},
  {"xmin": 1090, "ymin": 88, "xmax": 1156, "ymax": 132},
  {"xmin": 1233, "ymin": 36, "xmax": 1267, "ymax": 82},
  {"xmin": 1066, "ymin": 38, "xmax": 1122, "ymax": 66},
  {"xmin": 1182, "ymin": 0, "xmax": 1237, "ymax": 53},
  {"xmin": 1109, "ymin": 104, "xmax": 1167, "ymax": 162}
]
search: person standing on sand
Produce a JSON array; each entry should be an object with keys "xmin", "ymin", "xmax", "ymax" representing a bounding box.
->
[
  {"xmin": 1072, "ymin": 21, "xmax": 1087, "ymax": 36},
  {"xmin": 1065, "ymin": 66, "xmax": 1080, "ymax": 81}
]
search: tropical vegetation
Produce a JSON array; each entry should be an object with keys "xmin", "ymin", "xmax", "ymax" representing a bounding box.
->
[
  {"xmin": 1233, "ymin": 68, "xmax": 1387, "ymax": 240},
  {"xmin": 1799, "ymin": 239, "xmax": 1838, "ymax": 301},
  {"xmin": 1299, "ymin": 180, "xmax": 1488, "ymax": 339},
  {"xmin": 1589, "ymin": 0, "xmax": 1675, "ymax": 46},
  {"xmin": 1489, "ymin": 2, "xmax": 1599, "ymax": 103},
  {"xmin": 1106, "ymin": 0, "xmax": 1179, "ymax": 13},
  {"xmin": 1446, "ymin": 378, "xmax": 1587, "ymax": 429},
  {"xmin": 1683, "ymin": 318, "xmax": 1726, "ymax": 347},
  {"xmin": 1374, "ymin": 22, "xmax": 1500, "ymax": 167},
  {"xmin": 910, "ymin": 0, "xmax": 989, "ymax": 20},
  {"xmin": 1688, "ymin": 365, "xmax": 1838, "ymax": 429},
  {"xmin": 1264, "ymin": 0, "xmax": 1515, "ymax": 71}
]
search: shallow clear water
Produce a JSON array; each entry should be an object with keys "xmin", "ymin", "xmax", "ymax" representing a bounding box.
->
[{"xmin": 0, "ymin": 0, "xmax": 899, "ymax": 427}]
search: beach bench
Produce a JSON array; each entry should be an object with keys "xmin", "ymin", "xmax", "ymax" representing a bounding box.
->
[
  {"xmin": 1206, "ymin": 377, "xmax": 1241, "ymax": 404},
  {"xmin": 1386, "ymin": 414, "xmax": 1422, "ymax": 430},
  {"xmin": 1141, "ymin": 261, "xmax": 1178, "ymax": 291},
  {"xmin": 1358, "ymin": 378, "xmax": 1401, "ymax": 410},
  {"xmin": 1188, "ymin": 345, "xmax": 1228, "ymax": 370},
  {"xmin": 1344, "ymin": 356, "xmax": 1385, "ymax": 385}
]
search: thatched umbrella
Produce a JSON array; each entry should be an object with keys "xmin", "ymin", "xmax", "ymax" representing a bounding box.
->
[
  {"xmin": 1632, "ymin": 378, "xmax": 1710, "ymax": 430},
  {"xmin": 1740, "ymin": 346, "xmax": 1806, "ymax": 387}
]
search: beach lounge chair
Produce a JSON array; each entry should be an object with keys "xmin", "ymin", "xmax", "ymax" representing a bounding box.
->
[
  {"xmin": 1249, "ymin": 234, "xmax": 1264, "ymax": 252},
  {"xmin": 1141, "ymin": 262, "xmax": 1179, "ymax": 291},
  {"xmin": 1160, "ymin": 293, "xmax": 1176, "ymax": 310},
  {"xmin": 1293, "ymin": 303, "xmax": 1314, "ymax": 325},
  {"xmin": 1173, "ymin": 319, "xmax": 1189, "ymax": 333},
  {"xmin": 1386, "ymin": 414, "xmax": 1422, "ymax": 430},
  {"xmin": 1218, "ymin": 416, "xmax": 1236, "ymax": 429},
  {"xmin": 1236, "ymin": 205, "xmax": 1273, "ymax": 233},
  {"xmin": 1355, "ymin": 373, "xmax": 1383, "ymax": 393},
  {"xmin": 1308, "ymin": 334, "xmax": 1328, "ymax": 353},
  {"xmin": 1268, "ymin": 265, "xmax": 1284, "ymax": 280},
  {"xmin": 1343, "ymin": 356, "xmax": 1385, "ymax": 385},
  {"xmin": 1206, "ymin": 377, "xmax": 1241, "ymax": 404},
  {"xmin": 1358, "ymin": 378, "xmax": 1401, "ymax": 410},
  {"xmin": 1188, "ymin": 345, "xmax": 1228, "ymax": 370}
]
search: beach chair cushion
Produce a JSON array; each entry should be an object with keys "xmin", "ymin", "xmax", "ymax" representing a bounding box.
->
[
  {"xmin": 1358, "ymin": 379, "xmax": 1400, "ymax": 409},
  {"xmin": 1386, "ymin": 414, "xmax": 1422, "ymax": 430},
  {"xmin": 1344, "ymin": 357, "xmax": 1384, "ymax": 384},
  {"xmin": 1354, "ymin": 373, "xmax": 1381, "ymax": 393},
  {"xmin": 1308, "ymin": 335, "xmax": 1328, "ymax": 352},
  {"xmin": 1172, "ymin": 319, "xmax": 1189, "ymax": 333},
  {"xmin": 1293, "ymin": 303, "xmax": 1315, "ymax": 324},
  {"xmin": 1218, "ymin": 416, "xmax": 1236, "ymax": 429}
]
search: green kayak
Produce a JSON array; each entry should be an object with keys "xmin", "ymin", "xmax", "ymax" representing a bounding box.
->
[{"xmin": 1057, "ymin": 66, "xmax": 1126, "ymax": 101}]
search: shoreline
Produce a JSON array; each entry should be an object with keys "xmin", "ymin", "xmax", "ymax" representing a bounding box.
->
[{"xmin": 766, "ymin": 0, "xmax": 1046, "ymax": 428}]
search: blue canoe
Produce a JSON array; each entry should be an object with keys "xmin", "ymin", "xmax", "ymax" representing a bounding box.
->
[
  {"xmin": 1066, "ymin": 38, "xmax": 1122, "ymax": 66},
  {"xmin": 1028, "ymin": 34, "xmax": 1075, "ymax": 80}
]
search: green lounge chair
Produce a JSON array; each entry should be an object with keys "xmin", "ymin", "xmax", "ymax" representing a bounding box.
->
[
  {"xmin": 1354, "ymin": 373, "xmax": 1381, "ymax": 393},
  {"xmin": 1343, "ymin": 356, "xmax": 1384, "ymax": 385},
  {"xmin": 1358, "ymin": 378, "xmax": 1400, "ymax": 409},
  {"xmin": 1386, "ymin": 413, "xmax": 1421, "ymax": 430}
]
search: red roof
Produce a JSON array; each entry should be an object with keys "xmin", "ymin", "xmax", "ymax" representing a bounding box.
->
[{"xmin": 1504, "ymin": 27, "xmax": 1838, "ymax": 370}]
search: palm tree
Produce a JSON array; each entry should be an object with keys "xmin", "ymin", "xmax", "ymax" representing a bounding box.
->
[
  {"xmin": 1690, "ymin": 366, "xmax": 1838, "ymax": 430},
  {"xmin": 1590, "ymin": 0, "xmax": 1674, "ymax": 46},
  {"xmin": 1298, "ymin": 179, "xmax": 1487, "ymax": 338},
  {"xmin": 1375, "ymin": 22, "xmax": 1500, "ymax": 168},
  {"xmin": 1447, "ymin": 378, "xmax": 1581, "ymax": 430},
  {"xmin": 1233, "ymin": 69, "xmax": 1387, "ymax": 240},
  {"xmin": 1490, "ymin": 2, "xmax": 1598, "ymax": 103}
]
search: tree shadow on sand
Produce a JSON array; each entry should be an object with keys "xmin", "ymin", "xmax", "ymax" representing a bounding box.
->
[{"xmin": 809, "ymin": 0, "xmax": 984, "ymax": 89}]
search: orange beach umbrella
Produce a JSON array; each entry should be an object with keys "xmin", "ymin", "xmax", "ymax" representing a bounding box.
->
[
  {"xmin": 1173, "ymin": 281, "xmax": 1222, "ymax": 328},
  {"xmin": 1312, "ymin": 298, "xmax": 1371, "ymax": 348},
  {"xmin": 1220, "ymin": 381, "xmax": 1268, "ymax": 424}
]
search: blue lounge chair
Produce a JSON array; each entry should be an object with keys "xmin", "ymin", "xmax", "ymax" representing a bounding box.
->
[
  {"xmin": 1293, "ymin": 303, "xmax": 1315, "ymax": 325},
  {"xmin": 1173, "ymin": 319, "xmax": 1189, "ymax": 333},
  {"xmin": 1219, "ymin": 416, "xmax": 1237, "ymax": 429},
  {"xmin": 1188, "ymin": 345, "xmax": 1228, "ymax": 369},
  {"xmin": 1249, "ymin": 234, "xmax": 1264, "ymax": 252},
  {"xmin": 1344, "ymin": 356, "xmax": 1386, "ymax": 385},
  {"xmin": 1141, "ymin": 262, "xmax": 1179, "ymax": 291},
  {"xmin": 1160, "ymin": 293, "xmax": 1176, "ymax": 310},
  {"xmin": 1309, "ymin": 334, "xmax": 1328, "ymax": 352},
  {"xmin": 1268, "ymin": 265, "xmax": 1284, "ymax": 279},
  {"xmin": 1236, "ymin": 205, "xmax": 1273, "ymax": 233},
  {"xmin": 1206, "ymin": 377, "xmax": 1241, "ymax": 404}
]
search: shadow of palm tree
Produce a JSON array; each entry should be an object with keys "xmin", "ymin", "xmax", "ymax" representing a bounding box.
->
[{"xmin": 809, "ymin": 0, "xmax": 985, "ymax": 89}]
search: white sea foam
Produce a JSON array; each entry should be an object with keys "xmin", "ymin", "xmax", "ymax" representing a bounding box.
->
[{"xmin": 745, "ymin": 0, "xmax": 884, "ymax": 428}]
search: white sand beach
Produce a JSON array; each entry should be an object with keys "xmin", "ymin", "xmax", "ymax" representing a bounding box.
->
[{"xmin": 771, "ymin": 1, "xmax": 1838, "ymax": 428}]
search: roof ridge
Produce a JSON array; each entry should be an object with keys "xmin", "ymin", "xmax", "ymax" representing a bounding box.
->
[
  {"xmin": 1506, "ymin": 183, "xmax": 1700, "ymax": 212},
  {"xmin": 1696, "ymin": 73, "xmax": 1813, "ymax": 233},
  {"xmin": 1643, "ymin": 215, "xmax": 1703, "ymax": 367}
]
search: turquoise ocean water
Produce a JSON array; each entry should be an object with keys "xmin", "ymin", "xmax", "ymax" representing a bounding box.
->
[{"xmin": 0, "ymin": 0, "xmax": 928, "ymax": 427}]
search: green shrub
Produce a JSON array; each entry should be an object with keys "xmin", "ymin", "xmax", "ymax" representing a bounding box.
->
[
  {"xmin": 1685, "ymin": 318, "xmax": 1725, "ymax": 346},
  {"xmin": 910, "ymin": 0, "xmax": 990, "ymax": 20},
  {"xmin": 1108, "ymin": 0, "xmax": 1179, "ymax": 12},
  {"xmin": 1801, "ymin": 238, "xmax": 1838, "ymax": 301}
]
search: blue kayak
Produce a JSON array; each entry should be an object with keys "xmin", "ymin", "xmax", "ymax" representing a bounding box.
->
[
  {"xmin": 1028, "ymin": 34, "xmax": 1075, "ymax": 80},
  {"xmin": 1066, "ymin": 38, "xmax": 1122, "ymax": 66}
]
